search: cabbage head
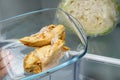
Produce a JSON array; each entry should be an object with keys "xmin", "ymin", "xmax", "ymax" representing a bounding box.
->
[{"xmin": 59, "ymin": 0, "xmax": 120, "ymax": 36}]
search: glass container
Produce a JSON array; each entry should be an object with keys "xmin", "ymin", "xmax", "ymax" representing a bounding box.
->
[{"xmin": 0, "ymin": 8, "xmax": 87, "ymax": 80}]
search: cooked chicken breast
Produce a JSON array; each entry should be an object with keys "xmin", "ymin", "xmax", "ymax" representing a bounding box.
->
[
  {"xmin": 19, "ymin": 25, "xmax": 65, "ymax": 47},
  {"xmin": 24, "ymin": 39, "xmax": 70, "ymax": 73}
]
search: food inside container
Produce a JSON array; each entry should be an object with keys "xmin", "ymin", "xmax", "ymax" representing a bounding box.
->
[
  {"xmin": 0, "ymin": 8, "xmax": 87, "ymax": 80},
  {"xmin": 20, "ymin": 24, "xmax": 70, "ymax": 73}
]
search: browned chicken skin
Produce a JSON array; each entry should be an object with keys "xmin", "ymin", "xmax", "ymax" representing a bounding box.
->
[
  {"xmin": 20, "ymin": 24, "xmax": 70, "ymax": 73},
  {"xmin": 24, "ymin": 39, "xmax": 69, "ymax": 73},
  {"xmin": 20, "ymin": 25, "xmax": 65, "ymax": 47}
]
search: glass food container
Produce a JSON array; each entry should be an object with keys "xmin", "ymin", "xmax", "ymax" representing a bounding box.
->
[{"xmin": 0, "ymin": 8, "xmax": 87, "ymax": 80}]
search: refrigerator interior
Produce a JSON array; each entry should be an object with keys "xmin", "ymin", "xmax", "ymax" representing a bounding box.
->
[{"xmin": 0, "ymin": 0, "xmax": 120, "ymax": 80}]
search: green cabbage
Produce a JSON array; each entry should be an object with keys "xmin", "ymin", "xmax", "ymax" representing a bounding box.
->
[{"xmin": 59, "ymin": 0, "xmax": 120, "ymax": 36}]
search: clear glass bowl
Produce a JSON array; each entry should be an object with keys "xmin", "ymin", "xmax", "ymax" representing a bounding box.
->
[{"xmin": 0, "ymin": 8, "xmax": 87, "ymax": 80}]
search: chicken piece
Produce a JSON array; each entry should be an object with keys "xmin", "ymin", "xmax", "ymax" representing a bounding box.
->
[
  {"xmin": 19, "ymin": 24, "xmax": 65, "ymax": 47},
  {"xmin": 24, "ymin": 39, "xmax": 70, "ymax": 73}
]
